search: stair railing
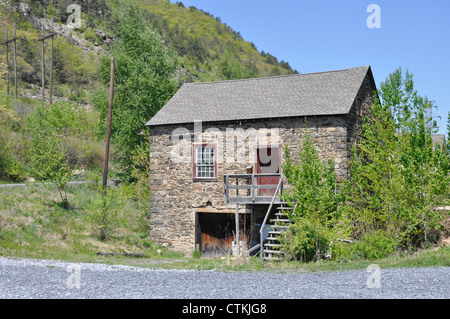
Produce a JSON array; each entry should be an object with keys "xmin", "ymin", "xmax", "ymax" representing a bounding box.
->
[{"xmin": 259, "ymin": 174, "xmax": 284, "ymax": 259}]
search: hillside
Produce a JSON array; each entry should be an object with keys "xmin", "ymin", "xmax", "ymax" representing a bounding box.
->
[
  {"xmin": 0, "ymin": 2, "xmax": 102, "ymax": 104},
  {"xmin": 0, "ymin": 0, "xmax": 300, "ymax": 184},
  {"xmin": 141, "ymin": 0, "xmax": 298, "ymax": 82},
  {"xmin": 0, "ymin": 0, "xmax": 298, "ymax": 104}
]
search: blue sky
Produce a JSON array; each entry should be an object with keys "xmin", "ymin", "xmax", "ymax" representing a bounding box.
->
[{"xmin": 174, "ymin": 0, "xmax": 450, "ymax": 136}]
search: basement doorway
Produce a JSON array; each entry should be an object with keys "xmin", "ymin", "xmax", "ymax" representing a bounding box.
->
[{"xmin": 195, "ymin": 212, "xmax": 251, "ymax": 258}]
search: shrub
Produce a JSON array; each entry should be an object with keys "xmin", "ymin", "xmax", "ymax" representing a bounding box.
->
[
  {"xmin": 83, "ymin": 28, "xmax": 98, "ymax": 43},
  {"xmin": 27, "ymin": 101, "xmax": 102, "ymax": 171},
  {"xmin": 282, "ymin": 217, "xmax": 334, "ymax": 262},
  {"xmin": 330, "ymin": 241, "xmax": 359, "ymax": 262},
  {"xmin": 0, "ymin": 128, "xmax": 26, "ymax": 182},
  {"xmin": 0, "ymin": 103, "xmax": 26, "ymax": 182},
  {"xmin": 85, "ymin": 185, "xmax": 132, "ymax": 240},
  {"xmin": 355, "ymin": 231, "xmax": 399, "ymax": 260},
  {"xmin": 61, "ymin": 137, "xmax": 104, "ymax": 170},
  {"xmin": 330, "ymin": 232, "xmax": 398, "ymax": 261},
  {"xmin": 27, "ymin": 105, "xmax": 73, "ymax": 205}
]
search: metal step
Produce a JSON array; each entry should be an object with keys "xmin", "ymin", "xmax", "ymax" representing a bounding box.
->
[
  {"xmin": 270, "ymin": 225, "xmax": 289, "ymax": 229},
  {"xmin": 260, "ymin": 202, "xmax": 293, "ymax": 263},
  {"xmin": 270, "ymin": 218, "xmax": 291, "ymax": 223},
  {"xmin": 275, "ymin": 212, "xmax": 288, "ymax": 216},
  {"xmin": 263, "ymin": 249, "xmax": 283, "ymax": 254},
  {"xmin": 264, "ymin": 243, "xmax": 282, "ymax": 248},
  {"xmin": 262, "ymin": 256, "xmax": 283, "ymax": 261}
]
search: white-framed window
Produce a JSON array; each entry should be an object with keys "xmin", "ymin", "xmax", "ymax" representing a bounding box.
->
[{"xmin": 193, "ymin": 144, "xmax": 217, "ymax": 180}]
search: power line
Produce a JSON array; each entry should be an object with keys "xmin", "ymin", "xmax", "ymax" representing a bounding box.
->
[{"xmin": 1, "ymin": 26, "xmax": 152, "ymax": 125}]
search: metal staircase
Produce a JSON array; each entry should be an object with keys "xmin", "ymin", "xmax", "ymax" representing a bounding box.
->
[
  {"xmin": 261, "ymin": 203, "xmax": 292, "ymax": 261},
  {"xmin": 222, "ymin": 172, "xmax": 294, "ymax": 260}
]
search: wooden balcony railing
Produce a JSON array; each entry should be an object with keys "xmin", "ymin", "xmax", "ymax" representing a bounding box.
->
[{"xmin": 224, "ymin": 173, "xmax": 283, "ymax": 204}]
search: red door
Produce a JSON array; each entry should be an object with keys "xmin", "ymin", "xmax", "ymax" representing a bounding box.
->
[{"xmin": 256, "ymin": 146, "xmax": 280, "ymax": 196}]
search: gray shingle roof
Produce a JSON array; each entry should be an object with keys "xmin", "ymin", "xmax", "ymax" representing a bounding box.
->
[{"xmin": 146, "ymin": 66, "xmax": 371, "ymax": 126}]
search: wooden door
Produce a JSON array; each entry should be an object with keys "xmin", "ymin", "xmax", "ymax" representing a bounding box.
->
[
  {"xmin": 256, "ymin": 146, "xmax": 281, "ymax": 196},
  {"xmin": 196, "ymin": 213, "xmax": 250, "ymax": 258}
]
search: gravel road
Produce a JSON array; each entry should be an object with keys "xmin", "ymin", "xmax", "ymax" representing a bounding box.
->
[{"xmin": 0, "ymin": 257, "xmax": 448, "ymax": 299}]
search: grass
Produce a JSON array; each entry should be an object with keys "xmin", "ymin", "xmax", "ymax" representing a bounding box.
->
[
  {"xmin": 0, "ymin": 182, "xmax": 160, "ymax": 262},
  {"xmin": 0, "ymin": 182, "xmax": 449, "ymax": 273},
  {"xmin": 76, "ymin": 244, "xmax": 450, "ymax": 273}
]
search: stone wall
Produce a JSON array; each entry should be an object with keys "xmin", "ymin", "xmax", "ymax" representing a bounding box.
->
[
  {"xmin": 346, "ymin": 70, "xmax": 377, "ymax": 150},
  {"xmin": 150, "ymin": 116, "xmax": 349, "ymax": 254}
]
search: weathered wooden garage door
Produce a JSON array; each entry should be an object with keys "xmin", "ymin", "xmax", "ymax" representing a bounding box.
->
[{"xmin": 196, "ymin": 213, "xmax": 251, "ymax": 258}]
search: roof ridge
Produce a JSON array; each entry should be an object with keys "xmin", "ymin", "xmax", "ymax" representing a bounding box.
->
[{"xmin": 184, "ymin": 65, "xmax": 370, "ymax": 86}]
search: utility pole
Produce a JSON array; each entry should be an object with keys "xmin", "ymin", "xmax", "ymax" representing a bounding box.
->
[
  {"xmin": 13, "ymin": 24, "xmax": 17, "ymax": 99},
  {"xmin": 102, "ymin": 56, "xmax": 115, "ymax": 191},
  {"xmin": 49, "ymin": 19, "xmax": 54, "ymax": 104},
  {"xmin": 40, "ymin": 25, "xmax": 45, "ymax": 101},
  {"xmin": 2, "ymin": 26, "xmax": 19, "ymax": 98},
  {"xmin": 5, "ymin": 27, "xmax": 9, "ymax": 96},
  {"xmin": 37, "ymin": 22, "xmax": 56, "ymax": 103},
  {"xmin": 235, "ymin": 204, "xmax": 240, "ymax": 257}
]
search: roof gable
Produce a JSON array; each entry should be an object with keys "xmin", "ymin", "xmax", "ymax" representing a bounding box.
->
[{"xmin": 146, "ymin": 66, "xmax": 373, "ymax": 126}]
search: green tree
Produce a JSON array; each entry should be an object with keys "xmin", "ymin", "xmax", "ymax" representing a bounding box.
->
[
  {"xmin": 342, "ymin": 91, "xmax": 403, "ymax": 239},
  {"xmin": 447, "ymin": 112, "xmax": 450, "ymax": 159},
  {"xmin": 218, "ymin": 58, "xmax": 256, "ymax": 80},
  {"xmin": 280, "ymin": 129, "xmax": 342, "ymax": 261},
  {"xmin": 86, "ymin": 184, "xmax": 131, "ymax": 240},
  {"xmin": 343, "ymin": 68, "xmax": 449, "ymax": 248},
  {"xmin": 130, "ymin": 131, "xmax": 150, "ymax": 201},
  {"xmin": 28, "ymin": 105, "xmax": 73, "ymax": 206},
  {"xmin": 93, "ymin": 0, "xmax": 178, "ymax": 181}
]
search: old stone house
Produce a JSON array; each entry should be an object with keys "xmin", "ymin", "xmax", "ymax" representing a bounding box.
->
[{"xmin": 146, "ymin": 65, "xmax": 377, "ymax": 258}]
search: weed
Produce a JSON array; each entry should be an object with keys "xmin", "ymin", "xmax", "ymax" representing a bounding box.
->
[{"xmin": 192, "ymin": 249, "xmax": 201, "ymax": 259}]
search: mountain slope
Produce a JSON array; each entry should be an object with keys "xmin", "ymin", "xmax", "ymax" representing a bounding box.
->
[
  {"xmin": 1, "ymin": 0, "xmax": 298, "ymax": 103},
  {"xmin": 0, "ymin": 0, "xmax": 300, "ymax": 183},
  {"xmin": 0, "ymin": 2, "xmax": 101, "ymax": 103},
  {"xmin": 140, "ymin": 0, "xmax": 298, "ymax": 82}
]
